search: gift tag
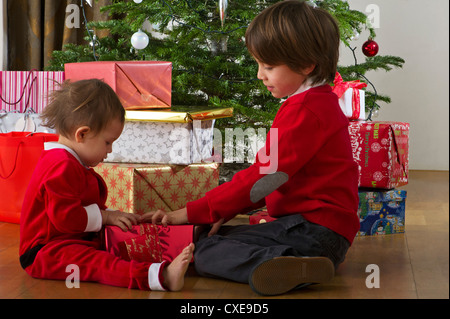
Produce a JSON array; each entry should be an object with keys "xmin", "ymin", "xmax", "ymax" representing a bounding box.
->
[{"xmin": 15, "ymin": 116, "xmax": 36, "ymax": 132}]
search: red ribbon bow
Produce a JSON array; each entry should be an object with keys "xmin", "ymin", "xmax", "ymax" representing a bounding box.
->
[{"xmin": 332, "ymin": 72, "xmax": 367, "ymax": 120}]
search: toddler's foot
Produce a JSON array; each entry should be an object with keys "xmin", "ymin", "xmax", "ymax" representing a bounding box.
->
[
  {"xmin": 249, "ymin": 256, "xmax": 334, "ymax": 296},
  {"xmin": 163, "ymin": 243, "xmax": 195, "ymax": 291}
]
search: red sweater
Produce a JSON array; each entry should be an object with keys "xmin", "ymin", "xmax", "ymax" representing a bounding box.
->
[
  {"xmin": 187, "ymin": 85, "xmax": 360, "ymax": 244},
  {"xmin": 20, "ymin": 144, "xmax": 107, "ymax": 256}
]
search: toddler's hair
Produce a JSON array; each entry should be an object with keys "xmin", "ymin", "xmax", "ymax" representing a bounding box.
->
[
  {"xmin": 245, "ymin": 0, "xmax": 340, "ymax": 85},
  {"xmin": 41, "ymin": 79, "xmax": 125, "ymax": 137}
]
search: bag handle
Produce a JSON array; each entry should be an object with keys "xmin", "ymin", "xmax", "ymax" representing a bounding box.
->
[
  {"xmin": 0, "ymin": 70, "xmax": 38, "ymax": 111},
  {"xmin": 0, "ymin": 140, "xmax": 24, "ymax": 179}
]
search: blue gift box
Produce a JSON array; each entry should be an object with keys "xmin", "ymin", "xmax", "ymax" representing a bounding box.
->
[{"xmin": 357, "ymin": 189, "xmax": 407, "ymax": 236}]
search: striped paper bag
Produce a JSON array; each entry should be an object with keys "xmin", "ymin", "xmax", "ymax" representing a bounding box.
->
[{"xmin": 0, "ymin": 70, "xmax": 65, "ymax": 113}]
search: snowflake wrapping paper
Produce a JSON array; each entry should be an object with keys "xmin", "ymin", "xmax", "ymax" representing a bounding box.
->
[
  {"xmin": 94, "ymin": 162, "xmax": 220, "ymax": 215},
  {"xmin": 105, "ymin": 107, "xmax": 233, "ymax": 165},
  {"xmin": 348, "ymin": 121, "xmax": 409, "ymax": 189}
]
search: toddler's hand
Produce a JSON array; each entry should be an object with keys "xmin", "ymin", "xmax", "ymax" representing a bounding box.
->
[{"xmin": 101, "ymin": 210, "xmax": 141, "ymax": 231}]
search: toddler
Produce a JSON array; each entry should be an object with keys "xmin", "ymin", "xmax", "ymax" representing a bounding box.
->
[{"xmin": 19, "ymin": 79, "xmax": 194, "ymax": 291}]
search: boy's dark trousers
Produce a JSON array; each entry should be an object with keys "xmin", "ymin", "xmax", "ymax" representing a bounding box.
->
[{"xmin": 194, "ymin": 214, "xmax": 350, "ymax": 283}]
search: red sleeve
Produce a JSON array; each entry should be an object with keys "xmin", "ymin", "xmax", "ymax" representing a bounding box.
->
[
  {"xmin": 187, "ymin": 164, "xmax": 266, "ymax": 224},
  {"xmin": 187, "ymin": 91, "xmax": 341, "ymax": 225}
]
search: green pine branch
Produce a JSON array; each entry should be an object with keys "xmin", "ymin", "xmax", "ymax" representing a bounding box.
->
[{"xmin": 46, "ymin": 0, "xmax": 405, "ymax": 127}]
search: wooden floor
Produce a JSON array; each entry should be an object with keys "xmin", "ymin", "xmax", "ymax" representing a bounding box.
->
[{"xmin": 0, "ymin": 170, "xmax": 448, "ymax": 299}]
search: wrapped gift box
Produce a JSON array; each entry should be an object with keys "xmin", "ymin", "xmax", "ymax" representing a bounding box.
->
[
  {"xmin": 338, "ymin": 88, "xmax": 365, "ymax": 120},
  {"xmin": 65, "ymin": 61, "xmax": 172, "ymax": 109},
  {"xmin": 332, "ymin": 72, "xmax": 367, "ymax": 120},
  {"xmin": 105, "ymin": 106, "xmax": 233, "ymax": 165},
  {"xmin": 94, "ymin": 162, "xmax": 220, "ymax": 215},
  {"xmin": 357, "ymin": 189, "xmax": 406, "ymax": 236},
  {"xmin": 249, "ymin": 189, "xmax": 407, "ymax": 237},
  {"xmin": 0, "ymin": 70, "xmax": 65, "ymax": 113},
  {"xmin": 348, "ymin": 121, "xmax": 409, "ymax": 189},
  {"xmin": 103, "ymin": 223, "xmax": 194, "ymax": 263},
  {"xmin": 103, "ymin": 223, "xmax": 163, "ymax": 263}
]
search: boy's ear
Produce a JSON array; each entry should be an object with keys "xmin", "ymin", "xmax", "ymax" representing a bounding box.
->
[
  {"xmin": 75, "ymin": 126, "xmax": 91, "ymax": 143},
  {"xmin": 302, "ymin": 64, "xmax": 316, "ymax": 76}
]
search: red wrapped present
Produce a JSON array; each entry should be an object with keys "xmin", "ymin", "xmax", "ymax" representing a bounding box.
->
[
  {"xmin": 65, "ymin": 61, "xmax": 171, "ymax": 109},
  {"xmin": 104, "ymin": 223, "xmax": 163, "ymax": 262},
  {"xmin": 157, "ymin": 224, "xmax": 194, "ymax": 263},
  {"xmin": 249, "ymin": 211, "xmax": 276, "ymax": 225},
  {"xmin": 103, "ymin": 223, "xmax": 194, "ymax": 263},
  {"xmin": 332, "ymin": 72, "xmax": 367, "ymax": 120},
  {"xmin": 348, "ymin": 121, "xmax": 409, "ymax": 189}
]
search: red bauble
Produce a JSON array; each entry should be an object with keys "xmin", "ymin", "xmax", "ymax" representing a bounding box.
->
[{"xmin": 362, "ymin": 39, "xmax": 379, "ymax": 57}]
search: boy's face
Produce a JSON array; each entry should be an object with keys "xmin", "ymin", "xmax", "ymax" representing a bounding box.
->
[
  {"xmin": 256, "ymin": 60, "xmax": 308, "ymax": 99},
  {"xmin": 74, "ymin": 118, "xmax": 124, "ymax": 167}
]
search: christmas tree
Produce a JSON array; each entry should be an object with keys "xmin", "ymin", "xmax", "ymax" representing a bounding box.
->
[{"xmin": 47, "ymin": 0, "xmax": 404, "ymax": 130}]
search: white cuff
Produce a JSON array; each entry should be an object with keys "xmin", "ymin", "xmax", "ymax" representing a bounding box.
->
[
  {"xmin": 148, "ymin": 262, "xmax": 167, "ymax": 291},
  {"xmin": 84, "ymin": 204, "xmax": 102, "ymax": 232}
]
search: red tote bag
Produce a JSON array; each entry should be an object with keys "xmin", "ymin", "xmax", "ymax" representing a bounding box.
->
[{"xmin": 0, "ymin": 132, "xmax": 59, "ymax": 223}]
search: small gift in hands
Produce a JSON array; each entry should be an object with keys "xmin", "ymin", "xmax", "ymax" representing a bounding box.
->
[{"xmin": 102, "ymin": 209, "xmax": 194, "ymax": 264}]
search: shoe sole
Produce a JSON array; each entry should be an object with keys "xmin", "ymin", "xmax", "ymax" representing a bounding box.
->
[{"xmin": 249, "ymin": 256, "xmax": 335, "ymax": 296}]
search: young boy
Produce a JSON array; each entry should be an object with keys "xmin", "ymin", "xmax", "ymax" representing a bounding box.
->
[
  {"xmin": 19, "ymin": 79, "xmax": 194, "ymax": 291},
  {"xmin": 142, "ymin": 0, "xmax": 360, "ymax": 295}
]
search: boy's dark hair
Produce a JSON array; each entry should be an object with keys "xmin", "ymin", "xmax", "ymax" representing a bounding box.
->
[
  {"xmin": 41, "ymin": 79, "xmax": 125, "ymax": 138},
  {"xmin": 245, "ymin": 0, "xmax": 340, "ymax": 85}
]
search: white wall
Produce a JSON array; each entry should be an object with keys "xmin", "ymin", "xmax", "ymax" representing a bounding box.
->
[
  {"xmin": 343, "ymin": 0, "xmax": 449, "ymax": 171},
  {"xmin": 1, "ymin": 0, "xmax": 449, "ymax": 170}
]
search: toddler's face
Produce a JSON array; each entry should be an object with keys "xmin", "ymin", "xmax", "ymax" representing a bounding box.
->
[
  {"xmin": 256, "ymin": 60, "xmax": 308, "ymax": 99},
  {"xmin": 77, "ymin": 118, "xmax": 124, "ymax": 167}
]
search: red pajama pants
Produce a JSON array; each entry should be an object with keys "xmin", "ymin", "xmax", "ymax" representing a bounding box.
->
[{"xmin": 24, "ymin": 239, "xmax": 159, "ymax": 290}]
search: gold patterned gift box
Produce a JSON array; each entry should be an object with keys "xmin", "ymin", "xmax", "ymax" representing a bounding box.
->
[
  {"xmin": 105, "ymin": 106, "xmax": 233, "ymax": 165},
  {"xmin": 94, "ymin": 162, "xmax": 219, "ymax": 215}
]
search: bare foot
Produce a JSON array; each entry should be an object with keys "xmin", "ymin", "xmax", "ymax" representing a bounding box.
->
[{"xmin": 163, "ymin": 243, "xmax": 195, "ymax": 291}]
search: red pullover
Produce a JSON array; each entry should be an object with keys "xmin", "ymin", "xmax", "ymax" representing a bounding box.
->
[
  {"xmin": 20, "ymin": 145, "xmax": 106, "ymax": 256},
  {"xmin": 187, "ymin": 85, "xmax": 360, "ymax": 244}
]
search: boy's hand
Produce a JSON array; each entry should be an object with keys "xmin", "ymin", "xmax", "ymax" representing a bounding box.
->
[
  {"xmin": 208, "ymin": 218, "xmax": 225, "ymax": 237},
  {"xmin": 140, "ymin": 208, "xmax": 188, "ymax": 226},
  {"xmin": 141, "ymin": 208, "xmax": 224, "ymax": 236},
  {"xmin": 101, "ymin": 209, "xmax": 141, "ymax": 232}
]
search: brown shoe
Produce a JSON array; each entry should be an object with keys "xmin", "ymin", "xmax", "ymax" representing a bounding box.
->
[{"xmin": 249, "ymin": 256, "xmax": 335, "ymax": 296}]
